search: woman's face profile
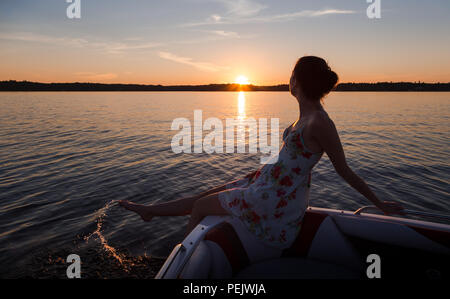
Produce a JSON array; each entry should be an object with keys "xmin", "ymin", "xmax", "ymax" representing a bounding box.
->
[{"xmin": 289, "ymin": 71, "xmax": 297, "ymax": 98}]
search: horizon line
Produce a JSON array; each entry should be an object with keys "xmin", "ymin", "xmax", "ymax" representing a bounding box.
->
[
  {"xmin": 2, "ymin": 80, "xmax": 450, "ymax": 92},
  {"xmin": 2, "ymin": 80, "xmax": 450, "ymax": 86}
]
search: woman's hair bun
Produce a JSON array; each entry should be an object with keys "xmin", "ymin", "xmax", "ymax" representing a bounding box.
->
[
  {"xmin": 325, "ymin": 69, "xmax": 338, "ymax": 92},
  {"xmin": 292, "ymin": 56, "xmax": 339, "ymax": 101}
]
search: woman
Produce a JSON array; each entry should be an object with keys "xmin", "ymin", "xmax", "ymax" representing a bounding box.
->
[{"xmin": 119, "ymin": 56, "xmax": 403, "ymax": 252}]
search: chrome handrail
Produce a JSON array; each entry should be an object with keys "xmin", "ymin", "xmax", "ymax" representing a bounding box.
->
[
  {"xmin": 354, "ymin": 205, "xmax": 450, "ymax": 221},
  {"xmin": 354, "ymin": 206, "xmax": 380, "ymax": 215},
  {"xmin": 154, "ymin": 244, "xmax": 184, "ymax": 279}
]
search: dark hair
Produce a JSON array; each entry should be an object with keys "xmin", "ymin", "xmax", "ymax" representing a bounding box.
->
[{"xmin": 292, "ymin": 56, "xmax": 338, "ymax": 101}]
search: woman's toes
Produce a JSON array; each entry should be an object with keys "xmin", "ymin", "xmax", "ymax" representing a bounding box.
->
[
  {"xmin": 118, "ymin": 200, "xmax": 135, "ymax": 211},
  {"xmin": 118, "ymin": 200, "xmax": 153, "ymax": 222}
]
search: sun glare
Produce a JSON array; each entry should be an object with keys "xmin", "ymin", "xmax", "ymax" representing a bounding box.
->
[
  {"xmin": 235, "ymin": 75, "xmax": 250, "ymax": 85},
  {"xmin": 238, "ymin": 91, "xmax": 246, "ymax": 118}
]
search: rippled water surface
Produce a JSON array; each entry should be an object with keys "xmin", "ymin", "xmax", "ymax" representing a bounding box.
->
[{"xmin": 0, "ymin": 91, "xmax": 449, "ymax": 276}]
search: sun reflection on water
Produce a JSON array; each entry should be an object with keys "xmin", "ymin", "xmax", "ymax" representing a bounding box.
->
[{"xmin": 238, "ymin": 91, "xmax": 246, "ymax": 119}]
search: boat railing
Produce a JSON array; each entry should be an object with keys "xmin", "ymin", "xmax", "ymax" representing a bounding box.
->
[{"xmin": 353, "ymin": 205, "xmax": 450, "ymax": 222}]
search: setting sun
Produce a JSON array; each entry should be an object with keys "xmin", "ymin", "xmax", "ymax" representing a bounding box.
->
[{"xmin": 235, "ymin": 75, "xmax": 250, "ymax": 85}]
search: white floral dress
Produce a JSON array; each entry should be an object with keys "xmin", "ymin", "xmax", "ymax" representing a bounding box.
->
[{"xmin": 218, "ymin": 122, "xmax": 324, "ymax": 249}]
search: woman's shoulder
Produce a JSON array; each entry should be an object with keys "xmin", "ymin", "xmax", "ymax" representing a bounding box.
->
[{"xmin": 311, "ymin": 110, "xmax": 333, "ymax": 126}]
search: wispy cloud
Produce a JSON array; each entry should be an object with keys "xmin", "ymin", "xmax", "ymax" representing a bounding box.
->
[
  {"xmin": 0, "ymin": 32, "xmax": 89, "ymax": 47},
  {"xmin": 182, "ymin": 8, "xmax": 356, "ymax": 27},
  {"xmin": 74, "ymin": 72, "xmax": 118, "ymax": 81},
  {"xmin": 217, "ymin": 0, "xmax": 267, "ymax": 17},
  {"xmin": 245, "ymin": 9, "xmax": 356, "ymax": 23},
  {"xmin": 208, "ymin": 30, "xmax": 240, "ymax": 38},
  {"xmin": 0, "ymin": 32, "xmax": 163, "ymax": 54},
  {"xmin": 158, "ymin": 51, "xmax": 229, "ymax": 72},
  {"xmin": 91, "ymin": 41, "xmax": 163, "ymax": 54},
  {"xmin": 182, "ymin": 0, "xmax": 266, "ymax": 27},
  {"xmin": 208, "ymin": 14, "xmax": 222, "ymax": 23},
  {"xmin": 170, "ymin": 29, "xmax": 255, "ymax": 45},
  {"xmin": 192, "ymin": 29, "xmax": 242, "ymax": 39}
]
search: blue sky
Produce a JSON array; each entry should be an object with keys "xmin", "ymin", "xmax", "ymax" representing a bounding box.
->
[{"xmin": 1, "ymin": 0, "xmax": 449, "ymax": 84}]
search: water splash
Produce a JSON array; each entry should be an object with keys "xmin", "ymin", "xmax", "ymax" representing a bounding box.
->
[{"xmin": 84, "ymin": 200, "xmax": 134, "ymax": 272}]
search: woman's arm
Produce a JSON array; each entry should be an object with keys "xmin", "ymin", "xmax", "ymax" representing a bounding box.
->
[{"xmin": 312, "ymin": 114, "xmax": 403, "ymax": 215}]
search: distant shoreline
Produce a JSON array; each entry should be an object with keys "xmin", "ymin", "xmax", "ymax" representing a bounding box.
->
[{"xmin": 1, "ymin": 80, "xmax": 450, "ymax": 92}]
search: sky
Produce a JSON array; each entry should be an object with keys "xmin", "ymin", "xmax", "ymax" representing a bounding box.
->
[{"xmin": 0, "ymin": 0, "xmax": 449, "ymax": 85}]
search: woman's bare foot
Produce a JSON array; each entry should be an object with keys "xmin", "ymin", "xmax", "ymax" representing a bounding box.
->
[{"xmin": 118, "ymin": 200, "xmax": 154, "ymax": 222}]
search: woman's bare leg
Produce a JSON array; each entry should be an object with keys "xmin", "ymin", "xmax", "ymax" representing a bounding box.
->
[
  {"xmin": 118, "ymin": 182, "xmax": 230, "ymax": 221},
  {"xmin": 194, "ymin": 182, "xmax": 229, "ymax": 199},
  {"xmin": 118, "ymin": 196, "xmax": 197, "ymax": 221},
  {"xmin": 184, "ymin": 192, "xmax": 229, "ymax": 236}
]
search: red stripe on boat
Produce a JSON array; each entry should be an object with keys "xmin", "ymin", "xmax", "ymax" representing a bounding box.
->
[
  {"xmin": 282, "ymin": 210, "xmax": 328, "ymax": 257},
  {"xmin": 204, "ymin": 222, "xmax": 250, "ymax": 275}
]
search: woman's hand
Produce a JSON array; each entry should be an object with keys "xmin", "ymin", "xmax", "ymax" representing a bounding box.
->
[{"xmin": 377, "ymin": 201, "xmax": 405, "ymax": 216}]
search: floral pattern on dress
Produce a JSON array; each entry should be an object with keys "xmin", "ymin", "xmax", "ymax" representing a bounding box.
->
[{"xmin": 218, "ymin": 122, "xmax": 323, "ymax": 249}]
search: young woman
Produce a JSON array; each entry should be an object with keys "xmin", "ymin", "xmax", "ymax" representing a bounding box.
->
[{"xmin": 119, "ymin": 56, "xmax": 403, "ymax": 252}]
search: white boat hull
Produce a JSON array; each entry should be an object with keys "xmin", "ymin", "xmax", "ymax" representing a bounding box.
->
[{"xmin": 156, "ymin": 207, "xmax": 450, "ymax": 279}]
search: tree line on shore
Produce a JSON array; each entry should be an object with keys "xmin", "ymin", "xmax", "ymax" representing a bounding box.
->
[{"xmin": 1, "ymin": 80, "xmax": 449, "ymax": 92}]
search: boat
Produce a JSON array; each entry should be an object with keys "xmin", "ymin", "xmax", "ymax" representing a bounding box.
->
[{"xmin": 155, "ymin": 206, "xmax": 450, "ymax": 279}]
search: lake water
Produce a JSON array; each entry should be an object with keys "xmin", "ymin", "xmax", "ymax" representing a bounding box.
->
[{"xmin": 0, "ymin": 91, "xmax": 449, "ymax": 277}]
